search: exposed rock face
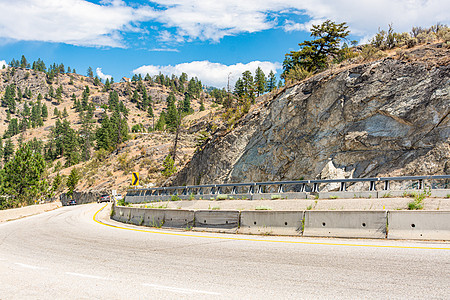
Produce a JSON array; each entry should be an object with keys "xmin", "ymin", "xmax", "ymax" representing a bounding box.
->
[{"xmin": 173, "ymin": 44, "xmax": 449, "ymax": 186}]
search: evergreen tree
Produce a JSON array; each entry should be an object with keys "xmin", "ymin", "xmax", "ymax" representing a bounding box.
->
[
  {"xmin": 104, "ymin": 78, "xmax": 111, "ymax": 91},
  {"xmin": 234, "ymin": 78, "xmax": 244, "ymax": 98},
  {"xmin": 20, "ymin": 55, "xmax": 29, "ymax": 69},
  {"xmin": 182, "ymin": 94, "xmax": 192, "ymax": 113},
  {"xmin": 66, "ymin": 168, "xmax": 80, "ymax": 196},
  {"xmin": 3, "ymin": 139, "xmax": 14, "ymax": 163},
  {"xmin": 282, "ymin": 20, "xmax": 350, "ymax": 77},
  {"xmin": 56, "ymin": 85, "xmax": 63, "ymax": 103},
  {"xmin": 1, "ymin": 142, "xmax": 48, "ymax": 207},
  {"xmin": 62, "ymin": 107, "xmax": 69, "ymax": 118},
  {"xmin": 266, "ymin": 70, "xmax": 277, "ymax": 92},
  {"xmin": 93, "ymin": 76, "xmax": 101, "ymax": 86},
  {"xmin": 78, "ymin": 108, "xmax": 94, "ymax": 161},
  {"xmin": 155, "ymin": 111, "xmax": 166, "ymax": 131},
  {"xmin": 41, "ymin": 103, "xmax": 48, "ymax": 120},
  {"xmin": 199, "ymin": 99, "xmax": 205, "ymax": 111},
  {"xmin": 54, "ymin": 107, "xmax": 61, "ymax": 118},
  {"xmin": 254, "ymin": 67, "xmax": 266, "ymax": 96},
  {"xmin": 242, "ymin": 70, "xmax": 255, "ymax": 101},
  {"xmin": 87, "ymin": 67, "xmax": 94, "ymax": 78},
  {"xmin": 162, "ymin": 155, "xmax": 176, "ymax": 177}
]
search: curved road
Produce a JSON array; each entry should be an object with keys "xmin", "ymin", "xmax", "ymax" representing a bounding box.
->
[{"xmin": 0, "ymin": 203, "xmax": 449, "ymax": 299}]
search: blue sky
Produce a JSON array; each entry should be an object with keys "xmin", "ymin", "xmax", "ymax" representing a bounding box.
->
[{"xmin": 0, "ymin": 0, "xmax": 448, "ymax": 88}]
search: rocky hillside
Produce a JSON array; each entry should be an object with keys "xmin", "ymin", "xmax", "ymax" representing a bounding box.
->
[
  {"xmin": 172, "ymin": 43, "xmax": 450, "ymax": 186},
  {"xmin": 0, "ymin": 67, "xmax": 222, "ymax": 195}
]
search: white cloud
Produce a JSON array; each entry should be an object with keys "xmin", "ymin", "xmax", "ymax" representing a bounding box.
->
[
  {"xmin": 149, "ymin": 48, "xmax": 180, "ymax": 52},
  {"xmin": 149, "ymin": 0, "xmax": 450, "ymax": 41},
  {"xmin": 0, "ymin": 60, "xmax": 7, "ymax": 68},
  {"xmin": 96, "ymin": 68, "xmax": 112, "ymax": 81},
  {"xmin": 133, "ymin": 60, "xmax": 282, "ymax": 88},
  {"xmin": 0, "ymin": 0, "xmax": 155, "ymax": 47},
  {"xmin": 0, "ymin": 1, "xmax": 448, "ymax": 46}
]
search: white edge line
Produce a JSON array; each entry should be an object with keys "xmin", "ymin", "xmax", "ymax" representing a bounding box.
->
[
  {"xmin": 15, "ymin": 262, "xmax": 46, "ymax": 270},
  {"xmin": 65, "ymin": 272, "xmax": 109, "ymax": 280},
  {"xmin": 143, "ymin": 283, "xmax": 221, "ymax": 295}
]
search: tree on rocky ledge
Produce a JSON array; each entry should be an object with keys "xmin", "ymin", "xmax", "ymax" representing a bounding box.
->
[{"xmin": 282, "ymin": 20, "xmax": 349, "ymax": 79}]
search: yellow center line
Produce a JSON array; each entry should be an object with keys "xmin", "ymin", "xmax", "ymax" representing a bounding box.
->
[{"xmin": 93, "ymin": 204, "xmax": 450, "ymax": 250}]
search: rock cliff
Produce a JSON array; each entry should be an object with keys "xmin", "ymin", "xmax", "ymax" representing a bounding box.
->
[{"xmin": 173, "ymin": 44, "xmax": 450, "ymax": 186}]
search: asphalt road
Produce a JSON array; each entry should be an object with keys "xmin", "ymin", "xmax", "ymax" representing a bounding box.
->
[{"xmin": 0, "ymin": 203, "xmax": 449, "ymax": 299}]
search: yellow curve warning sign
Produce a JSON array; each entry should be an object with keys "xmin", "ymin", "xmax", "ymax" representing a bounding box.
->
[{"xmin": 132, "ymin": 172, "xmax": 139, "ymax": 186}]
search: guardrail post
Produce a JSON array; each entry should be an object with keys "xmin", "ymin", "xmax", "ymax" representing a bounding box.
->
[
  {"xmin": 300, "ymin": 183, "xmax": 305, "ymax": 192},
  {"xmin": 217, "ymin": 186, "xmax": 222, "ymax": 194},
  {"xmin": 418, "ymin": 179, "xmax": 423, "ymax": 190},
  {"xmin": 339, "ymin": 182, "xmax": 346, "ymax": 192},
  {"xmin": 278, "ymin": 184, "xmax": 283, "ymax": 193},
  {"xmin": 384, "ymin": 180, "xmax": 390, "ymax": 191},
  {"xmin": 198, "ymin": 187, "xmax": 203, "ymax": 195},
  {"xmin": 257, "ymin": 185, "xmax": 262, "ymax": 193},
  {"xmin": 248, "ymin": 185, "xmax": 254, "ymax": 194},
  {"xmin": 369, "ymin": 181, "xmax": 376, "ymax": 191},
  {"xmin": 313, "ymin": 183, "xmax": 319, "ymax": 193}
]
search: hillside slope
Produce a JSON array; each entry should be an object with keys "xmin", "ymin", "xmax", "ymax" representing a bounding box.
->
[
  {"xmin": 173, "ymin": 43, "xmax": 450, "ymax": 186},
  {"xmin": 0, "ymin": 67, "xmax": 221, "ymax": 195}
]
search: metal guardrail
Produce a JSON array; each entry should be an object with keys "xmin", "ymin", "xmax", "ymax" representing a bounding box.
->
[{"xmin": 126, "ymin": 175, "xmax": 450, "ymax": 196}]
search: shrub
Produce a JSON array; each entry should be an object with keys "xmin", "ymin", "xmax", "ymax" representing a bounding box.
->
[
  {"xmin": 255, "ymin": 206, "xmax": 272, "ymax": 210},
  {"xmin": 170, "ymin": 195, "xmax": 181, "ymax": 201},
  {"xmin": 162, "ymin": 155, "xmax": 176, "ymax": 177},
  {"xmin": 407, "ymin": 190, "xmax": 430, "ymax": 210},
  {"xmin": 216, "ymin": 194, "xmax": 228, "ymax": 200}
]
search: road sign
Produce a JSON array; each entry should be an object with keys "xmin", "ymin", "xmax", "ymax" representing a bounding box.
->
[{"xmin": 132, "ymin": 172, "xmax": 139, "ymax": 186}]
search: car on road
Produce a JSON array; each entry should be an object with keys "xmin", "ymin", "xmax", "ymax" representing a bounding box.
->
[
  {"xmin": 98, "ymin": 195, "xmax": 110, "ymax": 203},
  {"xmin": 68, "ymin": 199, "xmax": 77, "ymax": 205}
]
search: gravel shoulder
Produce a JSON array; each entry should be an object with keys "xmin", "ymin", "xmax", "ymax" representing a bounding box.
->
[
  {"xmin": 131, "ymin": 198, "xmax": 450, "ymax": 211},
  {"xmin": 0, "ymin": 202, "xmax": 62, "ymax": 223}
]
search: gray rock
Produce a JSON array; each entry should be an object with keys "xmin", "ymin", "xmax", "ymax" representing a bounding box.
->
[{"xmin": 173, "ymin": 44, "xmax": 450, "ymax": 185}]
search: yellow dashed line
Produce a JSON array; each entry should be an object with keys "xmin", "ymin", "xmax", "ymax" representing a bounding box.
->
[{"xmin": 93, "ymin": 204, "xmax": 450, "ymax": 250}]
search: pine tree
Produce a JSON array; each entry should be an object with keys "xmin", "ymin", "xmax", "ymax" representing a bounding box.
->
[
  {"xmin": 87, "ymin": 67, "xmax": 94, "ymax": 78},
  {"xmin": 155, "ymin": 111, "xmax": 166, "ymax": 131},
  {"xmin": 54, "ymin": 107, "xmax": 60, "ymax": 118},
  {"xmin": 162, "ymin": 155, "xmax": 176, "ymax": 177},
  {"xmin": 266, "ymin": 70, "xmax": 277, "ymax": 92},
  {"xmin": 66, "ymin": 168, "xmax": 80, "ymax": 196},
  {"xmin": 199, "ymin": 99, "xmax": 205, "ymax": 111},
  {"xmin": 282, "ymin": 20, "xmax": 350, "ymax": 76},
  {"xmin": 182, "ymin": 94, "xmax": 192, "ymax": 113},
  {"xmin": 62, "ymin": 107, "xmax": 69, "ymax": 118},
  {"xmin": 234, "ymin": 78, "xmax": 244, "ymax": 98},
  {"xmin": 41, "ymin": 103, "xmax": 48, "ymax": 120},
  {"xmin": 242, "ymin": 70, "xmax": 255, "ymax": 101},
  {"xmin": 254, "ymin": 67, "xmax": 266, "ymax": 96},
  {"xmin": 2, "ymin": 142, "xmax": 47, "ymax": 206},
  {"xmin": 3, "ymin": 139, "xmax": 14, "ymax": 163}
]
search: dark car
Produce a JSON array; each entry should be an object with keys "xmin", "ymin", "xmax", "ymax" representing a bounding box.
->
[
  {"xmin": 68, "ymin": 199, "xmax": 77, "ymax": 205},
  {"xmin": 98, "ymin": 195, "xmax": 110, "ymax": 203}
]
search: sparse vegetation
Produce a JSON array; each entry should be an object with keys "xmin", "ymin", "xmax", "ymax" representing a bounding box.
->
[
  {"xmin": 255, "ymin": 206, "xmax": 272, "ymax": 210},
  {"xmin": 407, "ymin": 190, "xmax": 430, "ymax": 210}
]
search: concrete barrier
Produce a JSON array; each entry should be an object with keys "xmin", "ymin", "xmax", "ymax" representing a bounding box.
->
[
  {"xmin": 142, "ymin": 209, "xmax": 165, "ymax": 227},
  {"xmin": 112, "ymin": 206, "xmax": 132, "ymax": 223},
  {"xmin": 318, "ymin": 191, "xmax": 378, "ymax": 199},
  {"xmin": 128, "ymin": 207, "xmax": 146, "ymax": 225},
  {"xmin": 194, "ymin": 210, "xmax": 240, "ymax": 232},
  {"xmin": 303, "ymin": 211, "xmax": 387, "ymax": 238},
  {"xmin": 388, "ymin": 211, "xmax": 450, "ymax": 240},
  {"xmin": 239, "ymin": 211, "xmax": 304, "ymax": 236},
  {"xmin": 163, "ymin": 209, "xmax": 195, "ymax": 228},
  {"xmin": 252, "ymin": 192, "xmax": 308, "ymax": 200}
]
